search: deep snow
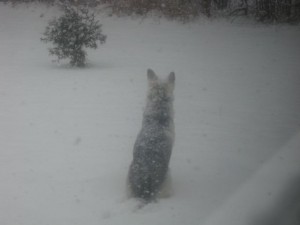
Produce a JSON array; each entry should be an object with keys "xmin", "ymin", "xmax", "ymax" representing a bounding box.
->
[{"xmin": 0, "ymin": 3, "xmax": 300, "ymax": 225}]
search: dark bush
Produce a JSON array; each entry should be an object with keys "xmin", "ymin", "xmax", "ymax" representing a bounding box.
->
[{"xmin": 41, "ymin": 2, "xmax": 106, "ymax": 67}]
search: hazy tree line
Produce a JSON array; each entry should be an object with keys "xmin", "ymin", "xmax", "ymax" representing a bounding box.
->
[{"xmin": 1, "ymin": 0, "xmax": 300, "ymax": 22}]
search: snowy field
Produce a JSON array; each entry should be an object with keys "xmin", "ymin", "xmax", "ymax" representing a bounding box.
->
[{"xmin": 0, "ymin": 3, "xmax": 300, "ymax": 225}]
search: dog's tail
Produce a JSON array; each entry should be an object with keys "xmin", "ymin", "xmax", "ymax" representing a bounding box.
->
[
  {"xmin": 132, "ymin": 175, "xmax": 155, "ymax": 201},
  {"xmin": 128, "ymin": 161, "xmax": 162, "ymax": 202}
]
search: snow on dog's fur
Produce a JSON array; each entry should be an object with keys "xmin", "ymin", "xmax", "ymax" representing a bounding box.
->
[{"xmin": 127, "ymin": 69, "xmax": 175, "ymax": 202}]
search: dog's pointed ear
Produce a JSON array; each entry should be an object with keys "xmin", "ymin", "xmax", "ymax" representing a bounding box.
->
[
  {"xmin": 168, "ymin": 72, "xmax": 175, "ymax": 84},
  {"xmin": 147, "ymin": 69, "xmax": 158, "ymax": 83}
]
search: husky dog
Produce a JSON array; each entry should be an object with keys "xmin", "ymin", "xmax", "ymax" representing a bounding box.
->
[{"xmin": 127, "ymin": 69, "xmax": 175, "ymax": 202}]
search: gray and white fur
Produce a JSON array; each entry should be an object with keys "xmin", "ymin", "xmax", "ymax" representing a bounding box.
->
[{"xmin": 127, "ymin": 69, "xmax": 175, "ymax": 202}]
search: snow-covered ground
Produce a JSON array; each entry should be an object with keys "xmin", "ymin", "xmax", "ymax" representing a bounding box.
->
[{"xmin": 0, "ymin": 3, "xmax": 300, "ymax": 225}]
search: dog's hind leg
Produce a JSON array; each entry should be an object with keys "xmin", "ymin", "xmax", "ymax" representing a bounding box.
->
[{"xmin": 158, "ymin": 169, "xmax": 174, "ymax": 199}]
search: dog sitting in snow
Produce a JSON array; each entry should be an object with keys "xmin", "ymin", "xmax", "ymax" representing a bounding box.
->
[{"xmin": 127, "ymin": 69, "xmax": 175, "ymax": 202}]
